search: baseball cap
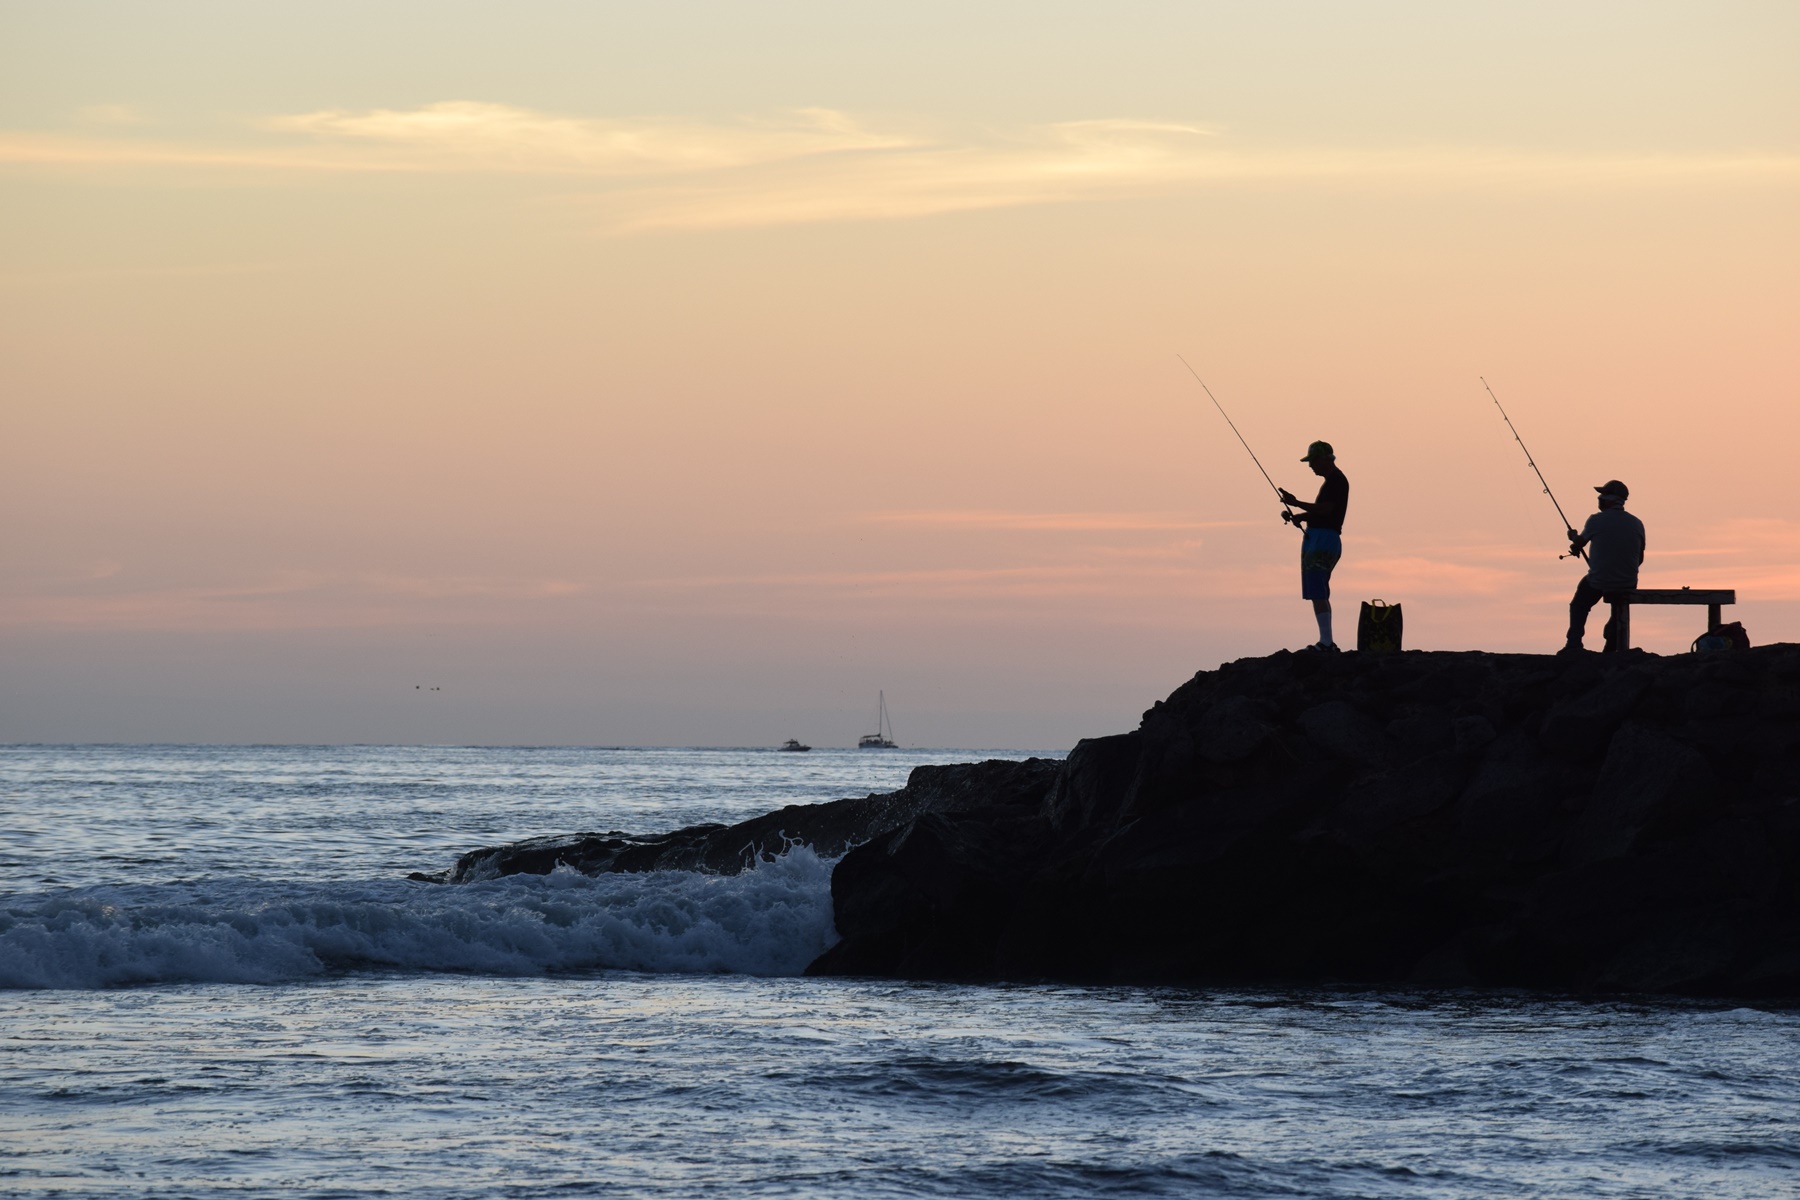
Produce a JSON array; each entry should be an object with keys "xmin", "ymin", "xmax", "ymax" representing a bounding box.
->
[
  {"xmin": 1301, "ymin": 440, "xmax": 1335, "ymax": 462},
  {"xmin": 1595, "ymin": 480, "xmax": 1629, "ymax": 501}
]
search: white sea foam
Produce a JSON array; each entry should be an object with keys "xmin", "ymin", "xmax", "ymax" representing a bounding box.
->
[{"xmin": 0, "ymin": 847, "xmax": 839, "ymax": 989}]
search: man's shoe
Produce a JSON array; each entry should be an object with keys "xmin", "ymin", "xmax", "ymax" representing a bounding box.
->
[
  {"xmin": 1556, "ymin": 641, "xmax": 1585, "ymax": 657},
  {"xmin": 1308, "ymin": 641, "xmax": 1341, "ymax": 654}
]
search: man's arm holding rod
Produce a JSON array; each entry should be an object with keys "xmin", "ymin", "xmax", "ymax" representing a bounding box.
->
[{"xmin": 1278, "ymin": 488, "xmax": 1312, "ymax": 527}]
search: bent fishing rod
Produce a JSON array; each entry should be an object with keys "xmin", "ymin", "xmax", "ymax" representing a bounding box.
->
[
  {"xmin": 1177, "ymin": 355, "xmax": 1295, "ymax": 523},
  {"xmin": 1480, "ymin": 376, "xmax": 1586, "ymax": 562}
]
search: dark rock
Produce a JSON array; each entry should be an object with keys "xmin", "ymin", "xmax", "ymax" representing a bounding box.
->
[
  {"xmin": 1452, "ymin": 715, "xmax": 1497, "ymax": 754},
  {"xmin": 1538, "ymin": 667, "xmax": 1652, "ymax": 760},
  {"xmin": 1298, "ymin": 700, "xmax": 1391, "ymax": 766},
  {"xmin": 1562, "ymin": 723, "xmax": 1715, "ymax": 865},
  {"xmin": 1386, "ymin": 712, "xmax": 1454, "ymax": 758},
  {"xmin": 413, "ymin": 757, "xmax": 1061, "ymax": 883},
  {"xmin": 811, "ymin": 645, "xmax": 1800, "ymax": 998},
  {"xmin": 804, "ymin": 807, "xmax": 1060, "ymax": 979},
  {"xmin": 1197, "ymin": 695, "xmax": 1276, "ymax": 764},
  {"xmin": 1333, "ymin": 750, "xmax": 1467, "ymax": 840},
  {"xmin": 1591, "ymin": 909, "xmax": 1754, "ymax": 993},
  {"xmin": 1042, "ymin": 732, "xmax": 1142, "ymax": 833},
  {"xmin": 1454, "ymin": 728, "xmax": 1574, "ymax": 865}
]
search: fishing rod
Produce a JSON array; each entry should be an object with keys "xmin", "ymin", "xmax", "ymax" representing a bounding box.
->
[
  {"xmin": 1177, "ymin": 355, "xmax": 1295, "ymax": 523},
  {"xmin": 1480, "ymin": 376, "xmax": 1586, "ymax": 562}
]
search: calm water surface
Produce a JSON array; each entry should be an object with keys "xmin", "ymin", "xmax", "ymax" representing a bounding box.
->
[{"xmin": 2, "ymin": 745, "xmax": 1796, "ymax": 1198}]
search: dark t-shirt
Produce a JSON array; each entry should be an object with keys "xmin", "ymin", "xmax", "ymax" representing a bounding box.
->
[
  {"xmin": 1304, "ymin": 466, "xmax": 1349, "ymax": 533},
  {"xmin": 1580, "ymin": 507, "xmax": 1646, "ymax": 592}
]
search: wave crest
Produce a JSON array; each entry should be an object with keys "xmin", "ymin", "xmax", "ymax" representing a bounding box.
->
[{"xmin": 0, "ymin": 848, "xmax": 839, "ymax": 989}]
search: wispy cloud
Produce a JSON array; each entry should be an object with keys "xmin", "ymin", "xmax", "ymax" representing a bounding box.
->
[
  {"xmin": 611, "ymin": 142, "xmax": 1800, "ymax": 233},
  {"xmin": 4, "ymin": 101, "xmax": 1794, "ymax": 232},
  {"xmin": 262, "ymin": 102, "xmax": 918, "ymax": 174},
  {"xmin": 0, "ymin": 104, "xmax": 911, "ymax": 176}
]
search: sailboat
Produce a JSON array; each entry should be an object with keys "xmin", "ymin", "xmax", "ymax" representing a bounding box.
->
[{"xmin": 857, "ymin": 691, "xmax": 899, "ymax": 749}]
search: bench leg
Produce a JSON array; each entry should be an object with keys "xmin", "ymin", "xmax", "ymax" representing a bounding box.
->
[
  {"xmin": 1708, "ymin": 602, "xmax": 1721, "ymax": 632},
  {"xmin": 1604, "ymin": 600, "xmax": 1631, "ymax": 653}
]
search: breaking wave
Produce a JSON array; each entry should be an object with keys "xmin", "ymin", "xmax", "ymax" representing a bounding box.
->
[{"xmin": 0, "ymin": 847, "xmax": 838, "ymax": 989}]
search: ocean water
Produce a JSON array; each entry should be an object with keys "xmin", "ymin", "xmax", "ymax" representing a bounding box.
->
[{"xmin": 3, "ymin": 746, "xmax": 1798, "ymax": 1198}]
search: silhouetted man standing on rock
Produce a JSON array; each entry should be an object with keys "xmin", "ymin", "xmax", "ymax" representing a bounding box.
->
[
  {"xmin": 1279, "ymin": 441, "xmax": 1348, "ymax": 652},
  {"xmin": 1562, "ymin": 479, "xmax": 1645, "ymax": 654}
]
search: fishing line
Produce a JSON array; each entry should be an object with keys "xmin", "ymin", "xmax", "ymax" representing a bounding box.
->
[
  {"xmin": 1178, "ymin": 355, "xmax": 1294, "ymax": 521},
  {"xmin": 1480, "ymin": 376, "xmax": 1586, "ymax": 562}
]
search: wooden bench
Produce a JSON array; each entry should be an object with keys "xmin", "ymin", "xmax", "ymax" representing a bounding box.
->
[{"xmin": 1603, "ymin": 587, "xmax": 1736, "ymax": 652}]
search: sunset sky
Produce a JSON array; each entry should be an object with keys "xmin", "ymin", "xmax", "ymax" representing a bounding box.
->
[{"xmin": 4, "ymin": 2, "xmax": 1797, "ymax": 747}]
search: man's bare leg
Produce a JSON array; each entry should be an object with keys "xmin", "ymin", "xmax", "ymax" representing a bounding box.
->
[{"xmin": 1314, "ymin": 597, "xmax": 1333, "ymax": 647}]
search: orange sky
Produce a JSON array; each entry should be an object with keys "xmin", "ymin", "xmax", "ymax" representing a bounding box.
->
[{"xmin": 3, "ymin": 2, "xmax": 1798, "ymax": 745}]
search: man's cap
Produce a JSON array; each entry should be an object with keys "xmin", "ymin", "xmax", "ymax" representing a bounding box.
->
[
  {"xmin": 1301, "ymin": 440, "xmax": 1335, "ymax": 462},
  {"xmin": 1595, "ymin": 479, "xmax": 1629, "ymax": 501}
]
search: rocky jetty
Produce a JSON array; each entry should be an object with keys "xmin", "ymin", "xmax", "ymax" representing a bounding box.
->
[
  {"xmin": 418, "ymin": 646, "xmax": 1800, "ymax": 996},
  {"xmin": 810, "ymin": 646, "xmax": 1800, "ymax": 996},
  {"xmin": 410, "ymin": 757, "xmax": 1061, "ymax": 883}
]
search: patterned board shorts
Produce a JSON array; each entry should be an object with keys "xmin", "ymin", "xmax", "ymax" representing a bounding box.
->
[{"xmin": 1301, "ymin": 528, "xmax": 1341, "ymax": 600}]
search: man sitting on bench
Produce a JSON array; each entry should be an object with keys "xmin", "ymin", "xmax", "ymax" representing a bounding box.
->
[{"xmin": 1562, "ymin": 479, "xmax": 1646, "ymax": 655}]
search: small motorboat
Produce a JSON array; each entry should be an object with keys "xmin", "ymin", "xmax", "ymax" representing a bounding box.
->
[{"xmin": 779, "ymin": 739, "xmax": 811, "ymax": 752}]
